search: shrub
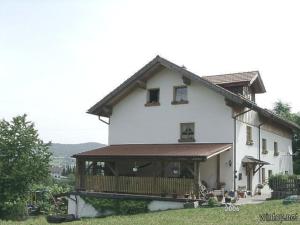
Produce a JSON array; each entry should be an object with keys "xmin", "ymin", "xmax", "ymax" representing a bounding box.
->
[
  {"xmin": 118, "ymin": 200, "xmax": 148, "ymax": 215},
  {"xmin": 269, "ymin": 174, "xmax": 299, "ymax": 191},
  {"xmin": 82, "ymin": 197, "xmax": 149, "ymax": 215},
  {"xmin": 0, "ymin": 199, "xmax": 27, "ymax": 221},
  {"xmin": 207, "ymin": 197, "xmax": 218, "ymax": 207}
]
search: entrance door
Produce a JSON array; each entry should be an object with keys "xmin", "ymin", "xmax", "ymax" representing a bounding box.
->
[{"xmin": 247, "ymin": 171, "xmax": 252, "ymax": 191}]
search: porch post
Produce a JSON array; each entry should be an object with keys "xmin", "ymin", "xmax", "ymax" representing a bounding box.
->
[
  {"xmin": 216, "ymin": 154, "xmax": 220, "ymax": 187},
  {"xmin": 160, "ymin": 161, "xmax": 165, "ymax": 177},
  {"xmin": 76, "ymin": 158, "xmax": 85, "ymax": 190},
  {"xmin": 194, "ymin": 161, "xmax": 201, "ymax": 199}
]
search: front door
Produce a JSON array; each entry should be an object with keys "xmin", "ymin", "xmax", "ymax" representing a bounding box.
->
[{"xmin": 247, "ymin": 171, "xmax": 252, "ymax": 191}]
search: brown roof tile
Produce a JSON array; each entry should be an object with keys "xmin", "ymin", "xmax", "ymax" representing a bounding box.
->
[
  {"xmin": 202, "ymin": 71, "xmax": 258, "ymax": 85},
  {"xmin": 73, "ymin": 143, "xmax": 232, "ymax": 159}
]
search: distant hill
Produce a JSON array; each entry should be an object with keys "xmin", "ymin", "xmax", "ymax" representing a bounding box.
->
[{"xmin": 49, "ymin": 142, "xmax": 105, "ymax": 157}]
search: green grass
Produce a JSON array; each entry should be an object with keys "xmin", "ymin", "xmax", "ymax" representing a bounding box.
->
[{"xmin": 0, "ymin": 200, "xmax": 299, "ymax": 225}]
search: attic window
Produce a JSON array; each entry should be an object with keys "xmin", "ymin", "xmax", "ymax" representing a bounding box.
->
[
  {"xmin": 145, "ymin": 89, "xmax": 160, "ymax": 106},
  {"xmin": 172, "ymin": 86, "xmax": 188, "ymax": 104}
]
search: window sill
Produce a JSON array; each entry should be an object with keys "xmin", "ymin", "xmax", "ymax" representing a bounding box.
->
[
  {"xmin": 171, "ymin": 100, "xmax": 189, "ymax": 105},
  {"xmin": 178, "ymin": 138, "xmax": 195, "ymax": 143},
  {"xmin": 145, "ymin": 102, "xmax": 160, "ymax": 107}
]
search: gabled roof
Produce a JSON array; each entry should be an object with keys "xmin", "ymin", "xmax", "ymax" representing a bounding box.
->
[
  {"xmin": 202, "ymin": 71, "xmax": 266, "ymax": 93},
  {"xmin": 87, "ymin": 55, "xmax": 300, "ymax": 131},
  {"xmin": 73, "ymin": 143, "xmax": 232, "ymax": 160}
]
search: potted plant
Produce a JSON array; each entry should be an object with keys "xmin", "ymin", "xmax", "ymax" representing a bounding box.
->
[
  {"xmin": 216, "ymin": 195, "xmax": 223, "ymax": 202},
  {"xmin": 184, "ymin": 193, "xmax": 190, "ymax": 198}
]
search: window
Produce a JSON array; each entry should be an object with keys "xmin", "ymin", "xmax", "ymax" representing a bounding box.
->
[
  {"xmin": 246, "ymin": 126, "xmax": 253, "ymax": 145},
  {"xmin": 172, "ymin": 86, "xmax": 188, "ymax": 104},
  {"xmin": 285, "ymin": 171, "xmax": 289, "ymax": 175},
  {"xmin": 262, "ymin": 168, "xmax": 266, "ymax": 183},
  {"xmin": 262, "ymin": 139, "xmax": 268, "ymax": 154},
  {"xmin": 274, "ymin": 142, "xmax": 279, "ymax": 156},
  {"xmin": 268, "ymin": 170, "xmax": 272, "ymax": 178},
  {"xmin": 179, "ymin": 123, "xmax": 195, "ymax": 142},
  {"xmin": 238, "ymin": 173, "xmax": 242, "ymax": 180},
  {"xmin": 145, "ymin": 89, "xmax": 160, "ymax": 106}
]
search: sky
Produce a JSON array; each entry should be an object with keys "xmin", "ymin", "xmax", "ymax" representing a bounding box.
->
[{"xmin": 1, "ymin": 0, "xmax": 300, "ymax": 144}]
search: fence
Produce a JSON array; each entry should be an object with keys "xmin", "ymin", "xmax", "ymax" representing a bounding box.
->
[{"xmin": 269, "ymin": 176, "xmax": 300, "ymax": 199}]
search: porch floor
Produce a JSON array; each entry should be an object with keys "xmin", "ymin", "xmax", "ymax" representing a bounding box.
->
[
  {"xmin": 71, "ymin": 191, "xmax": 205, "ymax": 203},
  {"xmin": 235, "ymin": 193, "xmax": 271, "ymax": 205}
]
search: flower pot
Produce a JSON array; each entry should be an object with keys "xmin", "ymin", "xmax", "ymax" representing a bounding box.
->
[
  {"xmin": 184, "ymin": 194, "xmax": 190, "ymax": 198},
  {"xmin": 217, "ymin": 195, "xmax": 223, "ymax": 202}
]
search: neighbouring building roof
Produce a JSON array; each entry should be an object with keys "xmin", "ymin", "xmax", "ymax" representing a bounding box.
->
[
  {"xmin": 73, "ymin": 143, "xmax": 232, "ymax": 160},
  {"xmin": 202, "ymin": 71, "xmax": 266, "ymax": 93},
  {"xmin": 87, "ymin": 55, "xmax": 300, "ymax": 131}
]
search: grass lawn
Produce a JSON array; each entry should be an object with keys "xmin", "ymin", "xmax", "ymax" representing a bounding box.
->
[{"xmin": 0, "ymin": 200, "xmax": 299, "ymax": 225}]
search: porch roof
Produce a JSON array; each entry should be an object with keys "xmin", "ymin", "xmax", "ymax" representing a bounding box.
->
[
  {"xmin": 242, "ymin": 156, "xmax": 270, "ymax": 165},
  {"xmin": 73, "ymin": 143, "xmax": 232, "ymax": 160}
]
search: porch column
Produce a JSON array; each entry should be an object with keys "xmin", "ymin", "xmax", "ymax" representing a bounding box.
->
[
  {"xmin": 160, "ymin": 161, "xmax": 165, "ymax": 177},
  {"xmin": 216, "ymin": 154, "xmax": 220, "ymax": 187},
  {"xmin": 194, "ymin": 161, "xmax": 201, "ymax": 199},
  {"xmin": 76, "ymin": 158, "xmax": 85, "ymax": 190}
]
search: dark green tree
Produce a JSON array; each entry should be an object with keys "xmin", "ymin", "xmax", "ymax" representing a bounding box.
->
[
  {"xmin": 272, "ymin": 101, "xmax": 300, "ymax": 174},
  {"xmin": 0, "ymin": 114, "xmax": 52, "ymax": 219}
]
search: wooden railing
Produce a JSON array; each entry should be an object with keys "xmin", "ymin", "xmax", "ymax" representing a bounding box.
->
[{"xmin": 78, "ymin": 175, "xmax": 194, "ymax": 196}]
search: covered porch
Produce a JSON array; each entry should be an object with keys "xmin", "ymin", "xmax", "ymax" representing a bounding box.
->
[{"xmin": 73, "ymin": 143, "xmax": 232, "ymax": 199}]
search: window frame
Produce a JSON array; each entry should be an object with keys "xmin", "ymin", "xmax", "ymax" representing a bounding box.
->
[
  {"xmin": 268, "ymin": 170, "xmax": 272, "ymax": 178},
  {"xmin": 274, "ymin": 141, "xmax": 279, "ymax": 156},
  {"xmin": 172, "ymin": 85, "xmax": 188, "ymax": 105},
  {"xmin": 262, "ymin": 168, "xmax": 266, "ymax": 183},
  {"xmin": 178, "ymin": 122, "xmax": 195, "ymax": 142},
  {"xmin": 145, "ymin": 88, "xmax": 160, "ymax": 106},
  {"xmin": 262, "ymin": 138, "xmax": 268, "ymax": 154},
  {"xmin": 246, "ymin": 126, "xmax": 253, "ymax": 145}
]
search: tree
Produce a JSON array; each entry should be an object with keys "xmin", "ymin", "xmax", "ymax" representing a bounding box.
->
[
  {"xmin": 0, "ymin": 114, "xmax": 52, "ymax": 219},
  {"xmin": 272, "ymin": 101, "xmax": 300, "ymax": 174}
]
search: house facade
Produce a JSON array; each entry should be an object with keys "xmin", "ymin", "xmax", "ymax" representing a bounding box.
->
[{"xmin": 74, "ymin": 56, "xmax": 299, "ymax": 199}]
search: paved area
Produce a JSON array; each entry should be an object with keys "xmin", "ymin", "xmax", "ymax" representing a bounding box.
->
[{"xmin": 235, "ymin": 194, "xmax": 271, "ymax": 205}]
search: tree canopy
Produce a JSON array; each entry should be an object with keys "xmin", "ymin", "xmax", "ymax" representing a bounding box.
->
[
  {"xmin": 0, "ymin": 115, "xmax": 52, "ymax": 219},
  {"xmin": 272, "ymin": 101, "xmax": 300, "ymax": 174}
]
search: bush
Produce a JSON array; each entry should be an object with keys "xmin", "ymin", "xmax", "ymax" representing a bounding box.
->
[
  {"xmin": 269, "ymin": 174, "xmax": 299, "ymax": 191},
  {"xmin": 82, "ymin": 197, "xmax": 149, "ymax": 215},
  {"xmin": 118, "ymin": 200, "xmax": 148, "ymax": 215},
  {"xmin": 207, "ymin": 197, "xmax": 218, "ymax": 207},
  {"xmin": 0, "ymin": 199, "xmax": 27, "ymax": 220}
]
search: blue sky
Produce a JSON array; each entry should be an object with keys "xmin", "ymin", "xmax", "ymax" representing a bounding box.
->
[{"xmin": 1, "ymin": 0, "xmax": 300, "ymax": 144}]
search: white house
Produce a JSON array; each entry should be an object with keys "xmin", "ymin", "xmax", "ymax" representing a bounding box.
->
[{"xmin": 74, "ymin": 56, "xmax": 299, "ymax": 199}]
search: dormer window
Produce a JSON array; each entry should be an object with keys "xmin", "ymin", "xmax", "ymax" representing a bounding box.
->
[
  {"xmin": 179, "ymin": 123, "xmax": 195, "ymax": 142},
  {"xmin": 172, "ymin": 86, "xmax": 188, "ymax": 104},
  {"xmin": 145, "ymin": 88, "xmax": 160, "ymax": 106}
]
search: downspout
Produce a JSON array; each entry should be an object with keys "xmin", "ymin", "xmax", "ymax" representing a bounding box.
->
[
  {"xmin": 233, "ymin": 107, "xmax": 253, "ymax": 194},
  {"xmin": 258, "ymin": 122, "xmax": 265, "ymax": 184}
]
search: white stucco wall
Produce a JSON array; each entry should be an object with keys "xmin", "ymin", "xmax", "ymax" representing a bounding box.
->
[
  {"xmin": 68, "ymin": 195, "xmax": 185, "ymax": 218},
  {"xmin": 199, "ymin": 150, "xmax": 233, "ymax": 191},
  {"xmin": 109, "ymin": 68, "xmax": 234, "ymax": 145},
  {"xmin": 235, "ymin": 114, "xmax": 293, "ymax": 194}
]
